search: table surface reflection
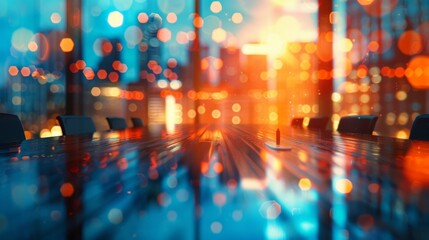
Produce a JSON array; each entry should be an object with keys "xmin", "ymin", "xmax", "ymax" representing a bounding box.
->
[{"xmin": 1, "ymin": 124, "xmax": 429, "ymax": 240}]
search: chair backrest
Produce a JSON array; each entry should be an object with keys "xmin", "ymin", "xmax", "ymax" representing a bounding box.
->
[
  {"xmin": 56, "ymin": 115, "xmax": 96, "ymax": 136},
  {"xmin": 307, "ymin": 117, "xmax": 330, "ymax": 130},
  {"xmin": 409, "ymin": 114, "xmax": 429, "ymax": 141},
  {"xmin": 131, "ymin": 117, "xmax": 144, "ymax": 128},
  {"xmin": 337, "ymin": 115, "xmax": 378, "ymax": 135},
  {"xmin": 106, "ymin": 117, "xmax": 127, "ymax": 130},
  {"xmin": 290, "ymin": 118, "xmax": 304, "ymax": 128},
  {"xmin": 0, "ymin": 113, "xmax": 25, "ymax": 147}
]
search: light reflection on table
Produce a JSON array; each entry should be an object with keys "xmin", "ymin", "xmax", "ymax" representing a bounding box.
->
[{"xmin": 0, "ymin": 125, "xmax": 428, "ymax": 239}]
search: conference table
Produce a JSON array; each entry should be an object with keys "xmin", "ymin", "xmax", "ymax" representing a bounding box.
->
[{"xmin": 0, "ymin": 124, "xmax": 428, "ymax": 239}]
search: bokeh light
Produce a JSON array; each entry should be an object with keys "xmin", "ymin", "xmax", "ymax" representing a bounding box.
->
[
  {"xmin": 406, "ymin": 56, "xmax": 429, "ymax": 89},
  {"xmin": 50, "ymin": 13, "xmax": 62, "ymax": 24},
  {"xmin": 210, "ymin": 1, "xmax": 222, "ymax": 13},
  {"xmin": 398, "ymin": 31, "xmax": 423, "ymax": 55},
  {"xmin": 60, "ymin": 38, "xmax": 74, "ymax": 52},
  {"xmin": 108, "ymin": 11, "xmax": 124, "ymax": 28}
]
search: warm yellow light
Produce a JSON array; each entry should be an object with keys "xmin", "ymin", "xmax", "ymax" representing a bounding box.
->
[
  {"xmin": 213, "ymin": 58, "xmax": 223, "ymax": 70},
  {"xmin": 273, "ymin": 0, "xmax": 298, "ymax": 7},
  {"xmin": 108, "ymin": 11, "xmax": 124, "ymax": 28},
  {"xmin": 275, "ymin": 16, "xmax": 300, "ymax": 40},
  {"xmin": 298, "ymin": 178, "xmax": 312, "ymax": 191},
  {"xmin": 188, "ymin": 109, "xmax": 197, "ymax": 119},
  {"xmin": 359, "ymin": 94, "xmax": 370, "ymax": 104},
  {"xmin": 331, "ymin": 92, "xmax": 342, "ymax": 103},
  {"xmin": 28, "ymin": 41, "xmax": 38, "ymax": 52},
  {"xmin": 334, "ymin": 178, "xmax": 353, "ymax": 194},
  {"xmin": 269, "ymin": 112, "xmax": 278, "ymax": 121},
  {"xmin": 102, "ymin": 87, "xmax": 121, "ymax": 97},
  {"xmin": 91, "ymin": 87, "xmax": 101, "ymax": 97},
  {"xmin": 232, "ymin": 116, "xmax": 241, "ymax": 125},
  {"xmin": 197, "ymin": 106, "xmax": 206, "ymax": 114},
  {"xmin": 210, "ymin": 1, "xmax": 222, "ymax": 13},
  {"xmin": 396, "ymin": 130, "xmax": 408, "ymax": 139},
  {"xmin": 231, "ymin": 13, "xmax": 243, "ymax": 24},
  {"xmin": 241, "ymin": 178, "xmax": 266, "ymax": 190},
  {"xmin": 51, "ymin": 126, "xmax": 63, "ymax": 137},
  {"xmin": 40, "ymin": 129, "xmax": 52, "ymax": 138},
  {"xmin": 166, "ymin": 95, "xmax": 176, "ymax": 134},
  {"xmin": 212, "ymin": 109, "xmax": 221, "ymax": 119},
  {"xmin": 395, "ymin": 91, "xmax": 407, "ymax": 101},
  {"xmin": 60, "ymin": 38, "xmax": 74, "ymax": 52},
  {"xmin": 357, "ymin": 0, "xmax": 375, "ymax": 6},
  {"xmin": 170, "ymin": 80, "xmax": 182, "ymax": 90},
  {"xmin": 212, "ymin": 28, "xmax": 227, "ymax": 43},
  {"xmin": 157, "ymin": 80, "xmax": 169, "ymax": 89},
  {"xmin": 242, "ymin": 44, "xmax": 268, "ymax": 55},
  {"xmin": 341, "ymin": 38, "xmax": 353, "ymax": 52},
  {"xmin": 232, "ymin": 103, "xmax": 241, "ymax": 113}
]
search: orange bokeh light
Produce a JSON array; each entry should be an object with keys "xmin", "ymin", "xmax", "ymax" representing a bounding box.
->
[
  {"xmin": 406, "ymin": 56, "xmax": 429, "ymax": 89},
  {"xmin": 83, "ymin": 68, "xmax": 95, "ymax": 80},
  {"xmin": 404, "ymin": 143, "xmax": 429, "ymax": 187},
  {"xmin": 102, "ymin": 40, "xmax": 113, "ymax": 55},
  {"xmin": 138, "ymin": 13, "xmax": 149, "ymax": 23},
  {"xmin": 157, "ymin": 28, "xmax": 172, "ymax": 42},
  {"xmin": 335, "ymin": 178, "xmax": 353, "ymax": 194},
  {"xmin": 398, "ymin": 31, "xmax": 423, "ymax": 55},
  {"xmin": 368, "ymin": 41, "xmax": 379, "ymax": 52},
  {"xmin": 357, "ymin": 65, "xmax": 368, "ymax": 78},
  {"xmin": 109, "ymin": 72, "xmax": 119, "ymax": 82},
  {"xmin": 193, "ymin": 16, "xmax": 204, "ymax": 28},
  {"xmin": 166, "ymin": 13, "xmax": 177, "ymax": 23},
  {"xmin": 60, "ymin": 38, "xmax": 74, "ymax": 52},
  {"xmin": 97, "ymin": 69, "xmax": 108, "ymax": 79},
  {"xmin": 76, "ymin": 60, "xmax": 86, "ymax": 70},
  {"xmin": 60, "ymin": 183, "xmax": 74, "ymax": 197},
  {"xmin": 201, "ymin": 58, "xmax": 209, "ymax": 70},
  {"xmin": 8, "ymin": 66, "xmax": 19, "ymax": 76},
  {"xmin": 213, "ymin": 162, "xmax": 223, "ymax": 174},
  {"xmin": 361, "ymin": 0, "xmax": 398, "ymax": 17},
  {"xmin": 394, "ymin": 67, "xmax": 405, "ymax": 78},
  {"xmin": 21, "ymin": 67, "xmax": 31, "ymax": 77},
  {"xmin": 357, "ymin": 0, "xmax": 375, "ymax": 5}
]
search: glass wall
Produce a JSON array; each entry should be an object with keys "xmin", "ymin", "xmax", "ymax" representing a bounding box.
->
[
  {"xmin": 0, "ymin": 0, "xmax": 66, "ymax": 138},
  {"xmin": 1, "ymin": 0, "xmax": 428, "ymax": 138},
  {"xmin": 332, "ymin": 0, "xmax": 429, "ymax": 138}
]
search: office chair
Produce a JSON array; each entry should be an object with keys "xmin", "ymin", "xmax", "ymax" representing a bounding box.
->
[
  {"xmin": 131, "ymin": 117, "xmax": 144, "ymax": 128},
  {"xmin": 409, "ymin": 114, "xmax": 429, "ymax": 141},
  {"xmin": 106, "ymin": 117, "xmax": 127, "ymax": 130},
  {"xmin": 56, "ymin": 115, "xmax": 96, "ymax": 136},
  {"xmin": 0, "ymin": 113, "xmax": 25, "ymax": 147},
  {"xmin": 307, "ymin": 117, "xmax": 330, "ymax": 131},
  {"xmin": 290, "ymin": 118, "xmax": 304, "ymax": 128},
  {"xmin": 337, "ymin": 115, "xmax": 378, "ymax": 135}
]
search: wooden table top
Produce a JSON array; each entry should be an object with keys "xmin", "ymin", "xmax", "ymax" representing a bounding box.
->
[{"xmin": 1, "ymin": 124, "xmax": 428, "ymax": 239}]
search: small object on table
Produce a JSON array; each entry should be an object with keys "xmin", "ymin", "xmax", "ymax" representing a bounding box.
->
[
  {"xmin": 265, "ymin": 128, "xmax": 292, "ymax": 150},
  {"xmin": 276, "ymin": 128, "xmax": 280, "ymax": 145}
]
